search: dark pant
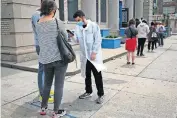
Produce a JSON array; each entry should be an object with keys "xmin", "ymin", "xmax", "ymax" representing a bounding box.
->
[
  {"xmin": 85, "ymin": 60, "xmax": 104, "ymax": 97},
  {"xmin": 159, "ymin": 33, "xmax": 164, "ymax": 46},
  {"xmin": 41, "ymin": 61, "xmax": 68, "ymax": 112},
  {"xmin": 137, "ymin": 38, "xmax": 146, "ymax": 55},
  {"xmin": 148, "ymin": 41, "xmax": 155, "ymax": 51}
]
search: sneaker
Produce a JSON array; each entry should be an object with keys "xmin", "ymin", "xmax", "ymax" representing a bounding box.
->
[
  {"xmin": 40, "ymin": 107, "xmax": 47, "ymax": 115},
  {"xmin": 96, "ymin": 96, "xmax": 104, "ymax": 104},
  {"xmin": 132, "ymin": 63, "xmax": 135, "ymax": 65},
  {"xmin": 52, "ymin": 110, "xmax": 66, "ymax": 118},
  {"xmin": 79, "ymin": 93, "xmax": 92, "ymax": 99},
  {"xmin": 140, "ymin": 54, "xmax": 145, "ymax": 56},
  {"xmin": 127, "ymin": 62, "xmax": 131, "ymax": 65},
  {"xmin": 39, "ymin": 95, "xmax": 54, "ymax": 103}
]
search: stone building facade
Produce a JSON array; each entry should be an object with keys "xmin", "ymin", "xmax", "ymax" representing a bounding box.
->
[{"xmin": 1, "ymin": 0, "xmax": 151, "ymax": 63}]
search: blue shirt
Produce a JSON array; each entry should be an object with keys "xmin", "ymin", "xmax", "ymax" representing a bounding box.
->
[{"xmin": 31, "ymin": 10, "xmax": 41, "ymax": 47}]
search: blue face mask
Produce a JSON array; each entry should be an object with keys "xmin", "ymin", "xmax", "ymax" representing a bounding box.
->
[{"xmin": 77, "ymin": 21, "xmax": 84, "ymax": 26}]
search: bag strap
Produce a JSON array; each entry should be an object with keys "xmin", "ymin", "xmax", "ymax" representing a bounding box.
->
[
  {"xmin": 55, "ymin": 18, "xmax": 59, "ymax": 30},
  {"xmin": 129, "ymin": 27, "xmax": 135, "ymax": 38},
  {"xmin": 55, "ymin": 18, "xmax": 78, "ymax": 68}
]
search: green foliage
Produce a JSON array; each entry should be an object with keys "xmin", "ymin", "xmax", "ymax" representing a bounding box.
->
[{"xmin": 105, "ymin": 35, "xmax": 118, "ymax": 38}]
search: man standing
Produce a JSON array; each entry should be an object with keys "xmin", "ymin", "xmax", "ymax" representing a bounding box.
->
[
  {"xmin": 157, "ymin": 22, "xmax": 166, "ymax": 46},
  {"xmin": 137, "ymin": 20, "xmax": 150, "ymax": 56},
  {"xmin": 31, "ymin": 0, "xmax": 54, "ymax": 102},
  {"xmin": 72, "ymin": 10, "xmax": 106, "ymax": 104}
]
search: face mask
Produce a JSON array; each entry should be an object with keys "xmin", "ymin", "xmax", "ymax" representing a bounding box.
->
[{"xmin": 77, "ymin": 21, "xmax": 84, "ymax": 26}]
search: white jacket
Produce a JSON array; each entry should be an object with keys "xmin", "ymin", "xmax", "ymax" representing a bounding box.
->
[
  {"xmin": 73, "ymin": 20, "xmax": 106, "ymax": 78},
  {"xmin": 137, "ymin": 22, "xmax": 150, "ymax": 38}
]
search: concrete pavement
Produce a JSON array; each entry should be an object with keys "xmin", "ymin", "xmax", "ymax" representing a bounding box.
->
[{"xmin": 1, "ymin": 36, "xmax": 177, "ymax": 118}]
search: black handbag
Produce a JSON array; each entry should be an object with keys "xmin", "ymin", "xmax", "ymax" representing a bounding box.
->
[{"xmin": 55, "ymin": 19, "xmax": 76, "ymax": 64}]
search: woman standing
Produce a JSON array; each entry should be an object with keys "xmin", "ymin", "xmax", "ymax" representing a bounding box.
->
[
  {"xmin": 148, "ymin": 22, "xmax": 158, "ymax": 52},
  {"xmin": 35, "ymin": 0, "xmax": 68, "ymax": 117},
  {"xmin": 125, "ymin": 19, "xmax": 138, "ymax": 65}
]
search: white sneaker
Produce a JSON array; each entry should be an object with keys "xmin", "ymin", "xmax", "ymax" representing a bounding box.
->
[
  {"xmin": 40, "ymin": 107, "xmax": 47, "ymax": 115},
  {"xmin": 52, "ymin": 110, "xmax": 66, "ymax": 118},
  {"xmin": 96, "ymin": 96, "xmax": 104, "ymax": 104}
]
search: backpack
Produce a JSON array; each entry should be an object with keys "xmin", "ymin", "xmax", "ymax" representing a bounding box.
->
[
  {"xmin": 159, "ymin": 26, "xmax": 164, "ymax": 32},
  {"xmin": 55, "ymin": 19, "xmax": 76, "ymax": 64},
  {"xmin": 151, "ymin": 32, "xmax": 157, "ymax": 38}
]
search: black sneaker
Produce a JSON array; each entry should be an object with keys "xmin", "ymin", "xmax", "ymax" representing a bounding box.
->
[
  {"xmin": 140, "ymin": 54, "xmax": 145, "ymax": 56},
  {"xmin": 52, "ymin": 110, "xmax": 66, "ymax": 118},
  {"xmin": 79, "ymin": 93, "xmax": 92, "ymax": 99},
  {"xmin": 132, "ymin": 63, "xmax": 135, "ymax": 65},
  {"xmin": 127, "ymin": 62, "xmax": 131, "ymax": 65}
]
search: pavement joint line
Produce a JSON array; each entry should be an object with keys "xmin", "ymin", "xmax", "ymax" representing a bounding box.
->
[
  {"xmin": 136, "ymin": 44, "xmax": 173, "ymax": 77},
  {"xmin": 120, "ymin": 90, "xmax": 174, "ymax": 100},
  {"xmin": 1, "ymin": 90, "xmax": 39, "ymax": 106},
  {"xmin": 104, "ymin": 71, "xmax": 138, "ymax": 78},
  {"xmin": 137, "ymin": 75, "xmax": 177, "ymax": 83}
]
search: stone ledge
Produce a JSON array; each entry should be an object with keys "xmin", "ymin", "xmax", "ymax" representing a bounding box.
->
[{"xmin": 1, "ymin": 48, "xmax": 127, "ymax": 76}]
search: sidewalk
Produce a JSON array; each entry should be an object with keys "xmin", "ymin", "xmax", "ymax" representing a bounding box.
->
[
  {"xmin": 1, "ymin": 36, "xmax": 177, "ymax": 118},
  {"xmin": 1, "ymin": 44, "xmax": 127, "ymax": 76}
]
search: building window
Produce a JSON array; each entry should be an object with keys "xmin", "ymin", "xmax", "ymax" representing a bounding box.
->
[
  {"xmin": 100, "ymin": 0, "xmax": 107, "ymax": 22},
  {"xmin": 96, "ymin": 0, "xmax": 99, "ymax": 22},
  {"xmin": 59, "ymin": 0, "xmax": 64, "ymax": 21},
  {"xmin": 68, "ymin": 0, "xmax": 78, "ymax": 21}
]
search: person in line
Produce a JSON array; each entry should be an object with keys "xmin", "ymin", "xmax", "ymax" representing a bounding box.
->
[
  {"xmin": 135, "ymin": 18, "xmax": 140, "ymax": 28},
  {"xmin": 157, "ymin": 22, "xmax": 166, "ymax": 46},
  {"xmin": 31, "ymin": 0, "xmax": 54, "ymax": 102},
  {"xmin": 154, "ymin": 23, "xmax": 159, "ymax": 48},
  {"xmin": 35, "ymin": 0, "xmax": 68, "ymax": 117},
  {"xmin": 137, "ymin": 20, "xmax": 150, "ymax": 56},
  {"xmin": 148, "ymin": 22, "xmax": 158, "ymax": 52},
  {"xmin": 72, "ymin": 10, "xmax": 106, "ymax": 104},
  {"xmin": 125, "ymin": 19, "xmax": 138, "ymax": 65}
]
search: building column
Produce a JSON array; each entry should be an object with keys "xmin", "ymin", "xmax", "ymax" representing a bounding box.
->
[
  {"xmin": 108, "ymin": 0, "xmax": 119, "ymax": 33},
  {"xmin": 81, "ymin": 0, "xmax": 96, "ymax": 22},
  {"xmin": 1, "ymin": 0, "xmax": 40, "ymax": 62},
  {"xmin": 135, "ymin": 0, "xmax": 144, "ymax": 19},
  {"xmin": 143, "ymin": 0, "xmax": 153, "ymax": 25},
  {"xmin": 124, "ymin": 0, "xmax": 134, "ymax": 20}
]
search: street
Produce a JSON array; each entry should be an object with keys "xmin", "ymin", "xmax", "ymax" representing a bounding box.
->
[{"xmin": 1, "ymin": 36, "xmax": 177, "ymax": 118}]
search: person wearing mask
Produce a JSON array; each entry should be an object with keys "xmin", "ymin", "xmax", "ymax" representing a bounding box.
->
[
  {"xmin": 157, "ymin": 22, "xmax": 166, "ymax": 46},
  {"xmin": 125, "ymin": 19, "xmax": 138, "ymax": 65},
  {"xmin": 31, "ymin": 0, "xmax": 54, "ymax": 102},
  {"xmin": 148, "ymin": 22, "xmax": 158, "ymax": 52},
  {"xmin": 137, "ymin": 20, "xmax": 150, "ymax": 56},
  {"xmin": 35, "ymin": 0, "xmax": 68, "ymax": 117},
  {"xmin": 72, "ymin": 10, "xmax": 106, "ymax": 104}
]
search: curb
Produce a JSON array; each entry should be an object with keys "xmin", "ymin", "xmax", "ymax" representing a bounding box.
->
[{"xmin": 1, "ymin": 51, "xmax": 127, "ymax": 76}]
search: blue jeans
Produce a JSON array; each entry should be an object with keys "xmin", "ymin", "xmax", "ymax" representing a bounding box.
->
[
  {"xmin": 36, "ymin": 46, "xmax": 44, "ymax": 96},
  {"xmin": 159, "ymin": 33, "xmax": 164, "ymax": 46}
]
